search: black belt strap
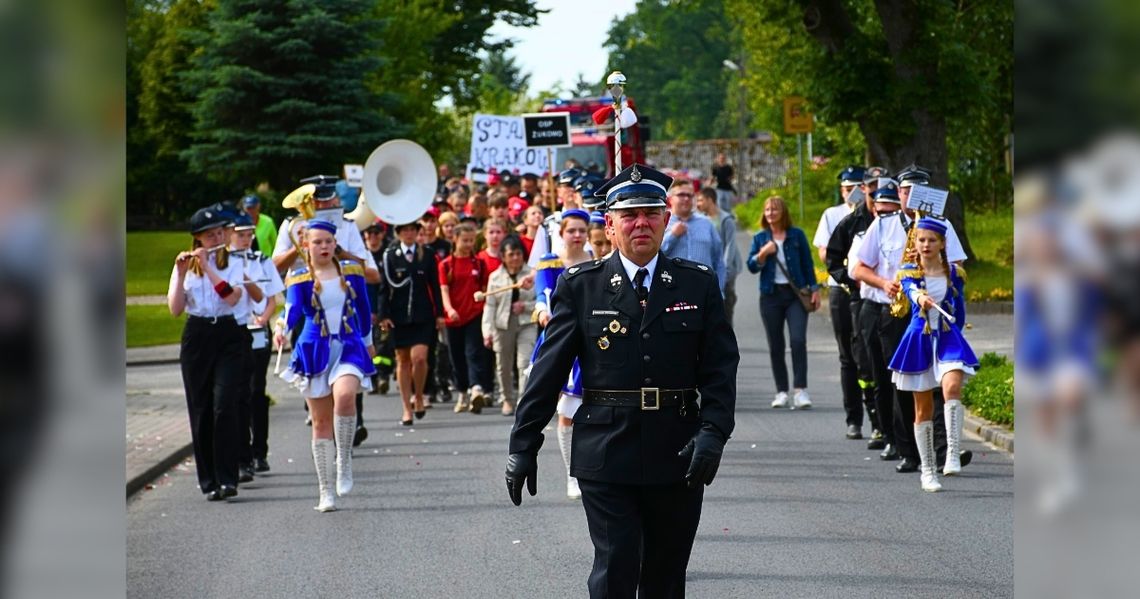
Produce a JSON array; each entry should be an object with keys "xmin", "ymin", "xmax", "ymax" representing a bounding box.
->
[
  {"xmin": 583, "ymin": 388, "xmax": 698, "ymax": 410},
  {"xmin": 187, "ymin": 314, "xmax": 237, "ymax": 325}
]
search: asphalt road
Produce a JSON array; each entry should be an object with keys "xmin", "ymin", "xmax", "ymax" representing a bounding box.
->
[{"xmin": 127, "ymin": 270, "xmax": 1014, "ymax": 598}]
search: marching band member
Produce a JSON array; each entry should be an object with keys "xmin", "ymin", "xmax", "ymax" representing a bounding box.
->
[
  {"xmin": 228, "ymin": 213, "xmax": 285, "ymax": 475},
  {"xmin": 168, "ymin": 206, "xmax": 257, "ymax": 502},
  {"xmin": 887, "ymin": 217, "xmax": 979, "ymax": 491},
  {"xmin": 275, "ymin": 220, "xmax": 375, "ymax": 512},
  {"xmin": 530, "ymin": 208, "xmax": 593, "ymax": 498}
]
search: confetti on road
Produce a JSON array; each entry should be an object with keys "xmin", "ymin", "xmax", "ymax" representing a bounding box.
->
[
  {"xmin": 373, "ymin": 449, "xmax": 380, "ymax": 454},
  {"xmin": 421, "ymin": 439, "xmax": 429, "ymax": 443},
  {"xmin": 512, "ymin": 540, "xmax": 521, "ymax": 545},
  {"xmin": 394, "ymin": 433, "xmax": 404, "ymax": 437},
  {"xmin": 452, "ymin": 451, "xmax": 459, "ymax": 456},
  {"xmin": 750, "ymin": 444, "xmax": 757, "ymax": 449},
  {"xmin": 864, "ymin": 457, "xmax": 871, "ymax": 461},
  {"xmin": 287, "ymin": 458, "xmax": 294, "ymax": 463}
]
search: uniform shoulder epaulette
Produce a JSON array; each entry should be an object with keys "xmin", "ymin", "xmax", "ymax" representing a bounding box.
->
[
  {"xmin": 341, "ymin": 262, "xmax": 365, "ymax": 278},
  {"xmin": 897, "ymin": 263, "xmax": 923, "ymax": 280},
  {"xmin": 536, "ymin": 258, "xmax": 565, "ymax": 271},
  {"xmin": 671, "ymin": 256, "xmax": 714, "ymax": 275},
  {"xmin": 565, "ymin": 260, "xmax": 604, "ymax": 277},
  {"xmin": 952, "ymin": 263, "xmax": 967, "ymax": 283},
  {"xmin": 285, "ymin": 267, "xmax": 312, "ymax": 287}
]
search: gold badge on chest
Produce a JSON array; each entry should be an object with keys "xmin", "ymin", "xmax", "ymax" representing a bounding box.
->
[
  {"xmin": 597, "ymin": 335, "xmax": 611, "ymax": 350},
  {"xmin": 608, "ymin": 319, "xmax": 621, "ymax": 333}
]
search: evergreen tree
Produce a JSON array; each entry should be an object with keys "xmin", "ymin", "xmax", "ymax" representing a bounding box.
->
[{"xmin": 182, "ymin": 0, "xmax": 401, "ymax": 192}]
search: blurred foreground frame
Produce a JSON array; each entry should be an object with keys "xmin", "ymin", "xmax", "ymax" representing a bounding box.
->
[
  {"xmin": 0, "ymin": 0, "xmax": 126, "ymax": 598},
  {"xmin": 1017, "ymin": 1, "xmax": 1140, "ymax": 598}
]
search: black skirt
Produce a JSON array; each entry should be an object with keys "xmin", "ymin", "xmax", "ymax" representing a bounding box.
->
[{"xmin": 392, "ymin": 321, "xmax": 436, "ymax": 349}]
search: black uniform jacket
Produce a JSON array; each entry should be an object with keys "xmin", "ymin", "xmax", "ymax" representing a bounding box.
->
[
  {"xmin": 376, "ymin": 244, "xmax": 443, "ymax": 326},
  {"xmin": 826, "ymin": 202, "xmax": 876, "ymax": 291},
  {"xmin": 509, "ymin": 252, "xmax": 739, "ymax": 485}
]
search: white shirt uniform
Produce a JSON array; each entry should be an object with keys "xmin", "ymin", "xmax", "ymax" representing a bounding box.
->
[
  {"xmin": 855, "ymin": 212, "xmax": 965, "ymax": 304},
  {"xmin": 813, "ymin": 203, "xmax": 855, "ymax": 287},
  {"xmin": 168, "ymin": 254, "xmax": 247, "ymax": 318},
  {"xmin": 272, "ymin": 210, "xmax": 377, "ymax": 275},
  {"xmin": 229, "ymin": 248, "xmax": 285, "ymax": 321}
]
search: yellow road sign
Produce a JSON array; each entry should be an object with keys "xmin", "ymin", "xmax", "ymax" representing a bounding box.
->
[{"xmin": 783, "ymin": 96, "xmax": 813, "ymax": 134}]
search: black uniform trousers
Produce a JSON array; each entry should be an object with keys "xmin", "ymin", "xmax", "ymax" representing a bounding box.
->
[
  {"xmin": 859, "ymin": 302, "xmax": 896, "ymax": 446},
  {"xmin": 248, "ymin": 342, "xmax": 272, "ymax": 461},
  {"xmin": 828, "ymin": 286, "xmax": 862, "ymax": 427},
  {"xmin": 848, "ymin": 297, "xmax": 880, "ymax": 432},
  {"xmin": 870, "ymin": 303, "xmax": 948, "ymax": 463},
  {"xmin": 579, "ymin": 478, "xmax": 704, "ymax": 599},
  {"xmin": 180, "ymin": 317, "xmax": 248, "ymax": 493}
]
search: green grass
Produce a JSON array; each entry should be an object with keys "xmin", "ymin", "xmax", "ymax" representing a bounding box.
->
[
  {"xmin": 127, "ymin": 304, "xmax": 185, "ymax": 348},
  {"xmin": 127, "ymin": 231, "xmax": 188, "ymax": 296},
  {"xmin": 734, "ymin": 171, "xmax": 1013, "ymax": 298},
  {"xmin": 962, "ymin": 352, "xmax": 1014, "ymax": 428}
]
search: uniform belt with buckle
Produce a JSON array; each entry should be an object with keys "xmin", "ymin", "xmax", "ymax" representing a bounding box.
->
[
  {"xmin": 188, "ymin": 314, "xmax": 237, "ymax": 325},
  {"xmin": 583, "ymin": 388, "xmax": 698, "ymax": 411}
]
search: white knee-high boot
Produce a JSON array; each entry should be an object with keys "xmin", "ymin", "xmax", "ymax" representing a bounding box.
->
[
  {"xmin": 914, "ymin": 421, "xmax": 942, "ymax": 492},
  {"xmin": 557, "ymin": 424, "xmax": 581, "ymax": 499},
  {"xmin": 943, "ymin": 399, "xmax": 964, "ymax": 476},
  {"xmin": 334, "ymin": 415, "xmax": 356, "ymax": 496},
  {"xmin": 312, "ymin": 439, "xmax": 337, "ymax": 512}
]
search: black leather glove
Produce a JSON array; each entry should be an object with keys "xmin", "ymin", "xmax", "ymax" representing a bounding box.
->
[
  {"xmin": 678, "ymin": 423, "xmax": 727, "ymax": 488},
  {"xmin": 505, "ymin": 436, "xmax": 543, "ymax": 506}
]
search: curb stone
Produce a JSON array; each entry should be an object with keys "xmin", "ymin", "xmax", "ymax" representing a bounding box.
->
[{"xmin": 964, "ymin": 409, "xmax": 1014, "ymax": 454}]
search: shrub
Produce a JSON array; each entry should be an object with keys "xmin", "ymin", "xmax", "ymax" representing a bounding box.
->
[{"xmin": 961, "ymin": 352, "xmax": 1014, "ymax": 428}]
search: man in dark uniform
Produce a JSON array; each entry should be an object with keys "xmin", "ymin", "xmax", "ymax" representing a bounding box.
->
[
  {"xmin": 826, "ymin": 166, "xmax": 887, "ymax": 454},
  {"xmin": 505, "ymin": 164, "xmax": 739, "ymax": 598}
]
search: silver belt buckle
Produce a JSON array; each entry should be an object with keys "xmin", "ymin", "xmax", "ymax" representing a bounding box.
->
[{"xmin": 640, "ymin": 387, "xmax": 660, "ymax": 410}]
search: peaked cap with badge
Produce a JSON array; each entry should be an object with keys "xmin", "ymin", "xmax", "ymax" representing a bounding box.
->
[{"xmin": 592, "ymin": 163, "xmax": 674, "ymax": 211}]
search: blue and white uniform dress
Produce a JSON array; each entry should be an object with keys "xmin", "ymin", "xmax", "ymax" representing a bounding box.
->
[
  {"xmin": 888, "ymin": 263, "xmax": 979, "ymax": 391},
  {"xmin": 280, "ymin": 260, "xmax": 376, "ymax": 397},
  {"xmin": 529, "ymin": 252, "xmax": 584, "ymax": 418}
]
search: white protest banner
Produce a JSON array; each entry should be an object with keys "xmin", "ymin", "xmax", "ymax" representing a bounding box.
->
[
  {"xmin": 907, "ymin": 184, "xmax": 950, "ymax": 217},
  {"xmin": 467, "ymin": 113, "xmax": 551, "ymax": 180}
]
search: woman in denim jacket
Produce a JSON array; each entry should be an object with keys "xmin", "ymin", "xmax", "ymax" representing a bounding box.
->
[{"xmin": 747, "ymin": 196, "xmax": 822, "ymax": 409}]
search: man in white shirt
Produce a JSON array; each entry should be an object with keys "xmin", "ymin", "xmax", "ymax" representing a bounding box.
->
[{"xmin": 813, "ymin": 166, "xmax": 866, "ymax": 440}]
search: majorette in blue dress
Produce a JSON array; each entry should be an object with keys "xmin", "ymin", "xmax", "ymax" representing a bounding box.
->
[
  {"xmin": 888, "ymin": 261, "xmax": 980, "ymax": 391},
  {"xmin": 280, "ymin": 260, "xmax": 376, "ymax": 396},
  {"xmin": 529, "ymin": 251, "xmax": 584, "ymax": 400}
]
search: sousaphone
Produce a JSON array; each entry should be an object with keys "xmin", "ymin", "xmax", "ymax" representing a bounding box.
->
[{"xmin": 345, "ymin": 139, "xmax": 436, "ymax": 230}]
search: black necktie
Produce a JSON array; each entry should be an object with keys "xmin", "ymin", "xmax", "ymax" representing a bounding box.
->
[{"xmin": 634, "ymin": 268, "xmax": 649, "ymax": 309}]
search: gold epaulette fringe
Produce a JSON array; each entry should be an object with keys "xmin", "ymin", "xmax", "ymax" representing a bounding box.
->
[
  {"xmin": 286, "ymin": 271, "xmax": 313, "ymax": 287},
  {"xmin": 341, "ymin": 263, "xmax": 365, "ymax": 278},
  {"xmin": 535, "ymin": 259, "xmax": 564, "ymax": 271}
]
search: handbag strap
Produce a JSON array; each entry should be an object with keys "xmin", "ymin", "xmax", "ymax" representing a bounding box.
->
[{"xmin": 773, "ymin": 252, "xmax": 798, "ymax": 288}]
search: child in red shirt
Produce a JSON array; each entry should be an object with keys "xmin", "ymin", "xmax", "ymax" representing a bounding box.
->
[{"xmin": 440, "ymin": 223, "xmax": 492, "ymax": 413}]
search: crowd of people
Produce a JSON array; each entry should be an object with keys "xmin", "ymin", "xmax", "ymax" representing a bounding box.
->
[{"xmin": 164, "ymin": 154, "xmax": 981, "ymax": 509}]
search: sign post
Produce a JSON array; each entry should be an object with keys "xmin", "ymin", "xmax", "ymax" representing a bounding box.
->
[
  {"xmin": 522, "ymin": 112, "xmax": 572, "ymax": 212},
  {"xmin": 783, "ymin": 97, "xmax": 813, "ymax": 222}
]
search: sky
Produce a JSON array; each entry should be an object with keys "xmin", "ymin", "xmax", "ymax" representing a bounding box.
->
[{"xmin": 488, "ymin": 0, "xmax": 640, "ymax": 96}]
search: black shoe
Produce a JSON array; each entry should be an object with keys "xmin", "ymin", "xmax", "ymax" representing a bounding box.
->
[
  {"xmin": 440, "ymin": 391, "xmax": 452, "ymax": 403},
  {"xmin": 378, "ymin": 379, "xmax": 390, "ymax": 395},
  {"xmin": 400, "ymin": 418, "xmax": 413, "ymax": 427},
  {"xmin": 220, "ymin": 485, "xmax": 238, "ymax": 499},
  {"xmin": 414, "ymin": 410, "xmax": 426, "ymax": 420},
  {"xmin": 866, "ymin": 430, "xmax": 885, "ymax": 450},
  {"xmin": 879, "ymin": 443, "xmax": 899, "ymax": 460},
  {"xmin": 238, "ymin": 466, "xmax": 255, "ymax": 483},
  {"xmin": 846, "ymin": 424, "xmax": 863, "ymax": 440},
  {"xmin": 253, "ymin": 458, "xmax": 270, "ymax": 473},
  {"xmin": 895, "ymin": 457, "xmax": 919, "ymax": 473},
  {"xmin": 353, "ymin": 425, "xmax": 368, "ymax": 447},
  {"xmin": 205, "ymin": 489, "xmax": 224, "ymax": 501}
]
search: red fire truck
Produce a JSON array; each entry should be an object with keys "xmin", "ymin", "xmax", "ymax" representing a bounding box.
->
[{"xmin": 540, "ymin": 96, "xmax": 648, "ymax": 178}]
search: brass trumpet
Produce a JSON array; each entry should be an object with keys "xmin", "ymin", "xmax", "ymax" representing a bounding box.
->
[{"xmin": 474, "ymin": 282, "xmax": 524, "ymax": 303}]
